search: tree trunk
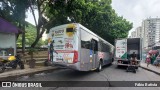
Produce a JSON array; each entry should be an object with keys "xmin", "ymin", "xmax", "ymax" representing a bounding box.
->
[
  {"xmin": 31, "ymin": 27, "xmax": 46, "ymax": 48},
  {"xmin": 29, "ymin": 52, "xmax": 35, "ymax": 68},
  {"xmin": 31, "ymin": 36, "xmax": 40, "ymax": 48},
  {"xmin": 22, "ymin": 23, "xmax": 25, "ymax": 54},
  {"xmin": 31, "ymin": 52, "xmax": 33, "ymax": 60}
]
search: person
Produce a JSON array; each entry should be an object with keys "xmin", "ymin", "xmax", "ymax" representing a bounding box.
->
[
  {"xmin": 151, "ymin": 54, "xmax": 156, "ymax": 64},
  {"xmin": 50, "ymin": 41, "xmax": 53, "ymax": 62},
  {"xmin": 146, "ymin": 54, "xmax": 151, "ymax": 67},
  {"xmin": 150, "ymin": 54, "xmax": 155, "ymax": 64},
  {"xmin": 130, "ymin": 52, "xmax": 137, "ymax": 65},
  {"xmin": 153, "ymin": 54, "xmax": 160, "ymax": 67},
  {"xmin": 130, "ymin": 52, "xmax": 137, "ymax": 60}
]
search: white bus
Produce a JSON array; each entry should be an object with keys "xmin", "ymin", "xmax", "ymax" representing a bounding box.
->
[{"xmin": 48, "ymin": 23, "xmax": 114, "ymax": 71}]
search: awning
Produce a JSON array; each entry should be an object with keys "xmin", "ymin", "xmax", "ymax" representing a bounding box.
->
[{"xmin": 0, "ymin": 17, "xmax": 21, "ymax": 34}]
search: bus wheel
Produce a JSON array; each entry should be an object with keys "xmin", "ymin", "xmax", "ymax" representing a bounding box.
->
[{"xmin": 97, "ymin": 61, "xmax": 102, "ymax": 72}]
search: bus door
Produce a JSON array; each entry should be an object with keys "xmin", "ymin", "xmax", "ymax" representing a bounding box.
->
[{"xmin": 90, "ymin": 39, "xmax": 98, "ymax": 69}]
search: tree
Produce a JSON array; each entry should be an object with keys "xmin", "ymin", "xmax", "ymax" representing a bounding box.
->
[
  {"xmin": 27, "ymin": 0, "xmax": 50, "ymax": 48},
  {"xmin": 45, "ymin": 0, "xmax": 132, "ymax": 45},
  {"xmin": 17, "ymin": 22, "xmax": 45, "ymax": 47},
  {"xmin": 0, "ymin": 0, "xmax": 49, "ymax": 48},
  {"xmin": 1, "ymin": 0, "xmax": 132, "ymax": 47},
  {"xmin": 0, "ymin": 0, "xmax": 30, "ymax": 53}
]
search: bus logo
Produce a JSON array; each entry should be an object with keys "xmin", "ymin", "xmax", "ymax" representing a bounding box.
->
[
  {"xmin": 2, "ymin": 82, "xmax": 11, "ymax": 87},
  {"xmin": 55, "ymin": 30, "xmax": 64, "ymax": 36}
]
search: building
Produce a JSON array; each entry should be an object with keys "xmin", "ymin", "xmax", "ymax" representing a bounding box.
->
[
  {"xmin": 0, "ymin": 17, "xmax": 21, "ymax": 59},
  {"xmin": 142, "ymin": 18, "xmax": 160, "ymax": 49},
  {"xmin": 131, "ymin": 30, "xmax": 136, "ymax": 38},
  {"xmin": 135, "ymin": 26, "xmax": 142, "ymax": 38}
]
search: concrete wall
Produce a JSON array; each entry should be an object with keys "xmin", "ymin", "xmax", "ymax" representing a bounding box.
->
[{"xmin": 0, "ymin": 32, "xmax": 16, "ymax": 58}]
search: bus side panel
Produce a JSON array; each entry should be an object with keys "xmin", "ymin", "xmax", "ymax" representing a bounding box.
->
[
  {"xmin": 98, "ymin": 41, "xmax": 114, "ymax": 66},
  {"xmin": 76, "ymin": 25, "xmax": 82, "ymax": 71},
  {"xmin": 103, "ymin": 52, "xmax": 111, "ymax": 65},
  {"xmin": 79, "ymin": 26, "xmax": 98, "ymax": 71},
  {"xmin": 80, "ymin": 48, "xmax": 90, "ymax": 71}
]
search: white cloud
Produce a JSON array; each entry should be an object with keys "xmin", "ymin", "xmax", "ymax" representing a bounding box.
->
[
  {"xmin": 111, "ymin": 0, "xmax": 160, "ymax": 36},
  {"xmin": 25, "ymin": 8, "xmax": 38, "ymax": 26}
]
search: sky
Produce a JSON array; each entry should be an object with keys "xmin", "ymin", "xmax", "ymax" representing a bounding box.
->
[
  {"xmin": 25, "ymin": 9, "xmax": 38, "ymax": 26},
  {"xmin": 26, "ymin": 0, "xmax": 160, "ymax": 36},
  {"xmin": 111, "ymin": 0, "xmax": 160, "ymax": 36}
]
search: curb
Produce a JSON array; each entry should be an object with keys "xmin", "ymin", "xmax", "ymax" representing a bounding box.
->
[
  {"xmin": 0, "ymin": 67, "xmax": 59, "ymax": 81},
  {"xmin": 140, "ymin": 66, "xmax": 160, "ymax": 75}
]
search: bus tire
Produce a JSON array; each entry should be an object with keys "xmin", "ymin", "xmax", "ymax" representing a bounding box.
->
[{"xmin": 97, "ymin": 61, "xmax": 102, "ymax": 72}]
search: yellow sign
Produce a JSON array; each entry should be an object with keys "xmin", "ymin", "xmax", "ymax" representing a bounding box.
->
[
  {"xmin": 67, "ymin": 24, "xmax": 76, "ymax": 28},
  {"xmin": 66, "ymin": 24, "xmax": 76, "ymax": 37}
]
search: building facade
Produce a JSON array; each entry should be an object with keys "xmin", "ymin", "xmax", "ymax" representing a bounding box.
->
[
  {"xmin": 142, "ymin": 18, "xmax": 160, "ymax": 49},
  {"xmin": 131, "ymin": 31, "xmax": 136, "ymax": 38},
  {"xmin": 135, "ymin": 26, "xmax": 142, "ymax": 38}
]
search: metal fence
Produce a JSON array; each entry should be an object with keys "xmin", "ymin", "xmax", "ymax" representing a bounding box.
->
[{"xmin": 17, "ymin": 47, "xmax": 48, "ymax": 53}]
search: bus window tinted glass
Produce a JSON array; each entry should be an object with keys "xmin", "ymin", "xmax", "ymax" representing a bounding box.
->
[{"xmin": 81, "ymin": 29, "xmax": 91, "ymax": 49}]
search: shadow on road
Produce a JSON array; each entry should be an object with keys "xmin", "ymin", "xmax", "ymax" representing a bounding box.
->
[
  {"xmin": 2, "ymin": 63, "xmax": 114, "ymax": 81},
  {"xmin": 116, "ymin": 65, "xmax": 128, "ymax": 69}
]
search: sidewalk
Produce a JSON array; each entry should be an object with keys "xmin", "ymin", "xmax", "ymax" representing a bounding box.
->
[
  {"xmin": 140, "ymin": 61, "xmax": 160, "ymax": 75},
  {"xmin": 0, "ymin": 64, "xmax": 57, "ymax": 80}
]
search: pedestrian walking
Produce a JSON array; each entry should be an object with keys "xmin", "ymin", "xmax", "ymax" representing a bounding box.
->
[
  {"xmin": 146, "ymin": 54, "xmax": 151, "ymax": 67},
  {"xmin": 130, "ymin": 52, "xmax": 137, "ymax": 65},
  {"xmin": 154, "ymin": 54, "xmax": 160, "ymax": 67},
  {"xmin": 50, "ymin": 41, "xmax": 54, "ymax": 62},
  {"xmin": 151, "ymin": 54, "xmax": 156, "ymax": 64}
]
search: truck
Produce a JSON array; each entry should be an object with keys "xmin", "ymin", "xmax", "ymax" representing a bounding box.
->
[{"xmin": 114, "ymin": 38, "xmax": 142, "ymax": 68}]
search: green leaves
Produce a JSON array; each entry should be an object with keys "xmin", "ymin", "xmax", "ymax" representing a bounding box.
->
[
  {"xmin": 17, "ymin": 22, "xmax": 45, "ymax": 47},
  {"xmin": 45, "ymin": 0, "xmax": 132, "ymax": 45},
  {"xmin": 1, "ymin": 0, "xmax": 133, "ymax": 47}
]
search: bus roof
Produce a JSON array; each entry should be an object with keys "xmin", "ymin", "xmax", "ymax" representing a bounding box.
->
[
  {"xmin": 50, "ymin": 23, "xmax": 114, "ymax": 47},
  {"xmin": 78, "ymin": 24, "xmax": 114, "ymax": 47}
]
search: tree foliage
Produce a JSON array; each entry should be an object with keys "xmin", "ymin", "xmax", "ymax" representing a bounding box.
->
[
  {"xmin": 45, "ymin": 0, "xmax": 133, "ymax": 44},
  {"xmin": 0, "ymin": 0, "xmax": 133, "ymax": 46},
  {"xmin": 0, "ymin": 0, "xmax": 29, "ymax": 27},
  {"xmin": 17, "ymin": 22, "xmax": 45, "ymax": 47}
]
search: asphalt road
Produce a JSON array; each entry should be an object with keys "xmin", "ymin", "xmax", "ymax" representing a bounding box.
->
[{"xmin": 1, "ymin": 63, "xmax": 160, "ymax": 90}]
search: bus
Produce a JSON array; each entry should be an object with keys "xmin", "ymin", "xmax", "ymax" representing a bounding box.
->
[{"xmin": 48, "ymin": 23, "xmax": 114, "ymax": 71}]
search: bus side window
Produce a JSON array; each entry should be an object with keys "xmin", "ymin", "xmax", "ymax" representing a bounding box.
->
[
  {"xmin": 81, "ymin": 41, "xmax": 90, "ymax": 49},
  {"xmin": 90, "ymin": 39, "xmax": 98, "ymax": 51}
]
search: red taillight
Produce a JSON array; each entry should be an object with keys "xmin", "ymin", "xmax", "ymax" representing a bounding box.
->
[{"xmin": 73, "ymin": 50, "xmax": 78, "ymax": 63}]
